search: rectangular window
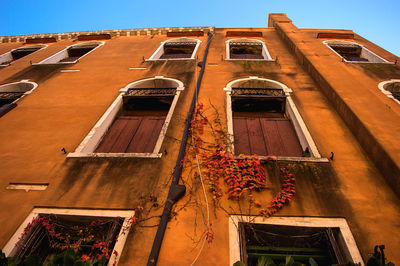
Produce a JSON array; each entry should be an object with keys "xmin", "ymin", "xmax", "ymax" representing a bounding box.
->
[
  {"xmin": 229, "ymin": 216, "xmax": 363, "ymax": 266},
  {"xmin": 239, "ymin": 223, "xmax": 345, "ymax": 265},
  {"xmin": 3, "ymin": 209, "xmax": 134, "ymax": 266}
]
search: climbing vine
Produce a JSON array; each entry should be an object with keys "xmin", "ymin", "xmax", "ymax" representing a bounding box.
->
[{"xmin": 186, "ymin": 103, "xmax": 296, "ymax": 218}]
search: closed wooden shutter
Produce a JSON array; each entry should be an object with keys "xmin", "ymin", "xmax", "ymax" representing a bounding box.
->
[
  {"xmin": 233, "ymin": 117, "xmax": 302, "ymax": 157},
  {"xmin": 95, "ymin": 116, "xmax": 165, "ymax": 153}
]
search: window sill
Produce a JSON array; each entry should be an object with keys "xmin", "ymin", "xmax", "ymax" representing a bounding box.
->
[
  {"xmin": 258, "ymin": 156, "xmax": 329, "ymax": 163},
  {"xmin": 343, "ymin": 60, "xmax": 393, "ymax": 64},
  {"xmin": 145, "ymin": 58, "xmax": 196, "ymax": 61},
  {"xmin": 225, "ymin": 58, "xmax": 275, "ymax": 62},
  {"xmin": 67, "ymin": 152, "xmax": 162, "ymax": 159},
  {"xmin": 32, "ymin": 61, "xmax": 77, "ymax": 66}
]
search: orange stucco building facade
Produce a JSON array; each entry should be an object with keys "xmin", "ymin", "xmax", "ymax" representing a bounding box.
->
[{"xmin": 0, "ymin": 13, "xmax": 399, "ymax": 265}]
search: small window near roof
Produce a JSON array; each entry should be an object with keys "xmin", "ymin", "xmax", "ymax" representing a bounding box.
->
[
  {"xmin": 37, "ymin": 41, "xmax": 104, "ymax": 64},
  {"xmin": 0, "ymin": 44, "xmax": 47, "ymax": 66},
  {"xmin": 226, "ymin": 39, "xmax": 272, "ymax": 60},
  {"xmin": 324, "ymin": 40, "xmax": 387, "ymax": 63},
  {"xmin": 148, "ymin": 38, "xmax": 201, "ymax": 60},
  {"xmin": 378, "ymin": 79, "xmax": 400, "ymax": 104}
]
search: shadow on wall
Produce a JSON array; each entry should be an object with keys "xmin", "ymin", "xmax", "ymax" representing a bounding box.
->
[
  {"xmin": 1, "ymin": 64, "xmax": 65, "ymax": 84},
  {"xmin": 54, "ymin": 158, "xmax": 164, "ymax": 206}
]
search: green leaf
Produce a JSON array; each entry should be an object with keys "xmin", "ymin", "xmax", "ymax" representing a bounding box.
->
[
  {"xmin": 309, "ymin": 257, "xmax": 318, "ymax": 266},
  {"xmin": 257, "ymin": 255, "xmax": 276, "ymax": 266},
  {"xmin": 24, "ymin": 255, "xmax": 42, "ymax": 266},
  {"xmin": 285, "ymin": 256, "xmax": 295, "ymax": 266},
  {"xmin": 233, "ymin": 261, "xmax": 246, "ymax": 266}
]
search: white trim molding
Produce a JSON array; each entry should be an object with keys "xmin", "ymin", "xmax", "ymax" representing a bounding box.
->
[
  {"xmin": 378, "ymin": 79, "xmax": 400, "ymax": 105},
  {"xmin": 3, "ymin": 208, "xmax": 135, "ymax": 266},
  {"xmin": 224, "ymin": 77, "xmax": 321, "ymax": 160},
  {"xmin": 68, "ymin": 76, "xmax": 184, "ymax": 158},
  {"xmin": 228, "ymin": 216, "xmax": 364, "ymax": 266},
  {"xmin": 323, "ymin": 40, "xmax": 391, "ymax": 64},
  {"xmin": 0, "ymin": 44, "xmax": 47, "ymax": 66},
  {"xmin": 35, "ymin": 41, "xmax": 104, "ymax": 65},
  {"xmin": 225, "ymin": 38, "xmax": 273, "ymax": 61},
  {"xmin": 147, "ymin": 37, "xmax": 201, "ymax": 61}
]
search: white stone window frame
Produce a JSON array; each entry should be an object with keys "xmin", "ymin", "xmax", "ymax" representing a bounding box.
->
[
  {"xmin": 378, "ymin": 79, "xmax": 400, "ymax": 104},
  {"xmin": 34, "ymin": 41, "xmax": 105, "ymax": 65},
  {"xmin": 68, "ymin": 76, "xmax": 184, "ymax": 159},
  {"xmin": 0, "ymin": 80, "xmax": 38, "ymax": 105},
  {"xmin": 323, "ymin": 39, "xmax": 391, "ymax": 64},
  {"xmin": 224, "ymin": 76, "xmax": 323, "ymax": 162},
  {"xmin": 147, "ymin": 37, "xmax": 201, "ymax": 61},
  {"xmin": 0, "ymin": 44, "xmax": 48, "ymax": 66},
  {"xmin": 2, "ymin": 208, "xmax": 134, "ymax": 266},
  {"xmin": 225, "ymin": 38, "xmax": 273, "ymax": 61},
  {"xmin": 228, "ymin": 216, "xmax": 364, "ymax": 266}
]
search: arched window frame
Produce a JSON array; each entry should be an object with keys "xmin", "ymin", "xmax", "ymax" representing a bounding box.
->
[
  {"xmin": 68, "ymin": 76, "xmax": 184, "ymax": 158},
  {"xmin": 147, "ymin": 37, "xmax": 201, "ymax": 61},
  {"xmin": 225, "ymin": 38, "xmax": 273, "ymax": 60},
  {"xmin": 323, "ymin": 39, "xmax": 389, "ymax": 63},
  {"xmin": 0, "ymin": 80, "xmax": 38, "ymax": 117},
  {"xmin": 378, "ymin": 79, "xmax": 400, "ymax": 104},
  {"xmin": 35, "ymin": 41, "xmax": 104, "ymax": 65},
  {"xmin": 224, "ymin": 76, "xmax": 321, "ymax": 160},
  {"xmin": 0, "ymin": 44, "xmax": 47, "ymax": 66}
]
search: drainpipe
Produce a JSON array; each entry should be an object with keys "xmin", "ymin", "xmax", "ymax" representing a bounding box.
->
[{"xmin": 147, "ymin": 32, "xmax": 213, "ymax": 266}]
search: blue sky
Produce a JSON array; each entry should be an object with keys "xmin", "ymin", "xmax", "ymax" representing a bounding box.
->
[{"xmin": 1, "ymin": 0, "xmax": 399, "ymax": 56}]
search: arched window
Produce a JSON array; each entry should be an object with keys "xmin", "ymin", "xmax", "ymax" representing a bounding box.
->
[
  {"xmin": 224, "ymin": 77, "xmax": 320, "ymax": 159},
  {"xmin": 37, "ymin": 41, "xmax": 104, "ymax": 64},
  {"xmin": 226, "ymin": 38, "xmax": 272, "ymax": 60},
  {"xmin": 378, "ymin": 79, "xmax": 400, "ymax": 104},
  {"xmin": 69, "ymin": 76, "xmax": 184, "ymax": 158},
  {"xmin": 323, "ymin": 40, "xmax": 388, "ymax": 63},
  {"xmin": 0, "ymin": 44, "xmax": 47, "ymax": 66},
  {"xmin": 0, "ymin": 81, "xmax": 38, "ymax": 117},
  {"xmin": 148, "ymin": 38, "xmax": 201, "ymax": 60}
]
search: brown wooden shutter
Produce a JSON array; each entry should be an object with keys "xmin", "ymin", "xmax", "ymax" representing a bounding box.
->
[
  {"xmin": 233, "ymin": 117, "xmax": 302, "ymax": 157},
  {"xmin": 95, "ymin": 116, "xmax": 165, "ymax": 153}
]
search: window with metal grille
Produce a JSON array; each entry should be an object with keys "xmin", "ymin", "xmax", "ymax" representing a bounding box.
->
[
  {"xmin": 226, "ymin": 39, "xmax": 271, "ymax": 60},
  {"xmin": 239, "ymin": 223, "xmax": 350, "ymax": 266},
  {"xmin": 0, "ymin": 44, "xmax": 47, "ymax": 66},
  {"xmin": 148, "ymin": 38, "xmax": 200, "ymax": 60}
]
